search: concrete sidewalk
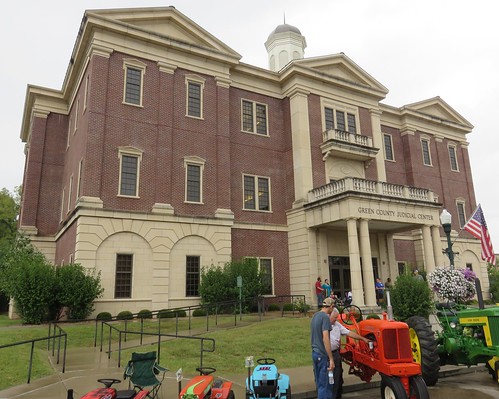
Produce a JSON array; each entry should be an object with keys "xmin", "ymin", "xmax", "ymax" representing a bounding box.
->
[{"xmin": 0, "ymin": 344, "xmax": 479, "ymax": 399}]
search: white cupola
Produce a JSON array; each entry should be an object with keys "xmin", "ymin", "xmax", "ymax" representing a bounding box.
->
[{"xmin": 265, "ymin": 23, "xmax": 307, "ymax": 72}]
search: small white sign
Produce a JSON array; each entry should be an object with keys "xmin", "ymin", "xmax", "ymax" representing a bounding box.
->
[
  {"xmin": 245, "ymin": 356, "xmax": 254, "ymax": 368},
  {"xmin": 176, "ymin": 368, "xmax": 183, "ymax": 382}
]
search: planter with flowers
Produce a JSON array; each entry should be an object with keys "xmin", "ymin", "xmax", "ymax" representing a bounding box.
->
[{"xmin": 427, "ymin": 267, "xmax": 476, "ymax": 304}]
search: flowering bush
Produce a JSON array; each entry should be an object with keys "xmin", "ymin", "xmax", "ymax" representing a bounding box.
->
[{"xmin": 428, "ymin": 267, "xmax": 476, "ymax": 303}]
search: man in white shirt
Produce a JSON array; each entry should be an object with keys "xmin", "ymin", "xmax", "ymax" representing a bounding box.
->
[{"xmin": 329, "ymin": 308, "xmax": 370, "ymax": 399}]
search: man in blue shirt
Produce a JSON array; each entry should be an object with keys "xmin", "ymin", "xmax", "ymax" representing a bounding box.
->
[{"xmin": 311, "ymin": 297, "xmax": 335, "ymax": 399}]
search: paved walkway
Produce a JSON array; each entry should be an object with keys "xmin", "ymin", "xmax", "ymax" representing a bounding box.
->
[{"xmin": 0, "ymin": 342, "xmax": 478, "ymax": 399}]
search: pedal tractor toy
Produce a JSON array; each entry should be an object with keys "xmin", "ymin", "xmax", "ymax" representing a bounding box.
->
[
  {"xmin": 245, "ymin": 357, "xmax": 290, "ymax": 399},
  {"xmin": 339, "ymin": 305, "xmax": 429, "ymax": 399},
  {"xmin": 408, "ymin": 282, "xmax": 499, "ymax": 387},
  {"xmin": 71, "ymin": 378, "xmax": 149, "ymax": 399},
  {"xmin": 180, "ymin": 367, "xmax": 235, "ymax": 399}
]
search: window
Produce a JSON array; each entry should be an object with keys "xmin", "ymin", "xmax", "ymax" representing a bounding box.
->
[
  {"xmin": 77, "ymin": 159, "xmax": 83, "ymax": 199},
  {"xmin": 123, "ymin": 59, "xmax": 146, "ymax": 106},
  {"xmin": 115, "ymin": 254, "xmax": 133, "ymax": 298},
  {"xmin": 383, "ymin": 134, "xmax": 394, "ymax": 161},
  {"xmin": 184, "ymin": 156, "xmax": 205, "ymax": 203},
  {"xmin": 185, "ymin": 75, "xmax": 205, "ymax": 118},
  {"xmin": 448, "ymin": 145, "xmax": 459, "ymax": 171},
  {"xmin": 66, "ymin": 117, "xmax": 72, "ymax": 149},
  {"xmin": 118, "ymin": 147, "xmax": 143, "ymax": 197},
  {"xmin": 186, "ymin": 256, "xmax": 200, "ymax": 297},
  {"xmin": 243, "ymin": 175, "xmax": 270, "ymax": 211},
  {"xmin": 323, "ymin": 106, "xmax": 357, "ymax": 133},
  {"xmin": 242, "ymin": 100, "xmax": 268, "ymax": 135},
  {"xmin": 74, "ymin": 99, "xmax": 79, "ymax": 133},
  {"xmin": 456, "ymin": 201, "xmax": 466, "ymax": 228},
  {"xmin": 421, "ymin": 138, "xmax": 432, "ymax": 166},
  {"xmin": 259, "ymin": 258, "xmax": 274, "ymax": 295},
  {"xmin": 84, "ymin": 75, "xmax": 89, "ymax": 110},
  {"xmin": 67, "ymin": 175, "xmax": 73, "ymax": 212},
  {"xmin": 466, "ymin": 262, "xmax": 473, "ymax": 271}
]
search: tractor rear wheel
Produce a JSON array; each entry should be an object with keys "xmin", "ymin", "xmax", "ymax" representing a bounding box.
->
[
  {"xmin": 406, "ymin": 316, "xmax": 440, "ymax": 386},
  {"xmin": 380, "ymin": 375, "xmax": 408, "ymax": 399},
  {"xmin": 409, "ymin": 375, "xmax": 429, "ymax": 399},
  {"xmin": 284, "ymin": 385, "xmax": 291, "ymax": 399},
  {"xmin": 495, "ymin": 360, "xmax": 499, "ymax": 385},
  {"xmin": 227, "ymin": 390, "xmax": 235, "ymax": 399}
]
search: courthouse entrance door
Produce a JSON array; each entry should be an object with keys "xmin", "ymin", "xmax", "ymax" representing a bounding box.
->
[{"xmin": 329, "ymin": 256, "xmax": 351, "ymax": 299}]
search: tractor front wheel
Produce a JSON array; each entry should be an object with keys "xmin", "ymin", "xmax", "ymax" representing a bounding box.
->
[
  {"xmin": 409, "ymin": 375, "xmax": 429, "ymax": 399},
  {"xmin": 406, "ymin": 316, "xmax": 440, "ymax": 386},
  {"xmin": 284, "ymin": 386, "xmax": 291, "ymax": 399},
  {"xmin": 227, "ymin": 390, "xmax": 235, "ymax": 399},
  {"xmin": 380, "ymin": 375, "xmax": 408, "ymax": 399}
]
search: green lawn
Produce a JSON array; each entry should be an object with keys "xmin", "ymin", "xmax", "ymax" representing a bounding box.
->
[{"xmin": 0, "ymin": 315, "xmax": 312, "ymax": 391}]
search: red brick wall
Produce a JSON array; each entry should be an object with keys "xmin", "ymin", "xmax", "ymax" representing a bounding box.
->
[
  {"xmin": 231, "ymin": 229, "xmax": 290, "ymax": 296},
  {"xmin": 55, "ymin": 221, "xmax": 77, "ymax": 264}
]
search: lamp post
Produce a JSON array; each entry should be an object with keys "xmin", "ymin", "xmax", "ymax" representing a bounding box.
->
[{"xmin": 440, "ymin": 209, "xmax": 454, "ymax": 269}]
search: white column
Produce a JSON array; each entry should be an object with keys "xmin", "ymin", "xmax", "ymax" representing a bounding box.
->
[
  {"xmin": 387, "ymin": 233, "xmax": 398, "ymax": 277},
  {"xmin": 359, "ymin": 219, "xmax": 377, "ymax": 306},
  {"xmin": 422, "ymin": 225, "xmax": 436, "ymax": 275},
  {"xmin": 347, "ymin": 218, "xmax": 365, "ymax": 307},
  {"xmin": 431, "ymin": 225, "xmax": 444, "ymax": 268},
  {"xmin": 369, "ymin": 108, "xmax": 386, "ymax": 182}
]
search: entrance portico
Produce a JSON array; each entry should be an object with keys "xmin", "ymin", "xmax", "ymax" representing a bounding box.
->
[{"xmin": 287, "ymin": 177, "xmax": 443, "ymax": 307}]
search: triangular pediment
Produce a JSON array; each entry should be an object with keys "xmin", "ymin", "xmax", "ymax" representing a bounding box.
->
[
  {"xmin": 293, "ymin": 53, "xmax": 388, "ymax": 96},
  {"xmin": 403, "ymin": 97, "xmax": 473, "ymax": 128},
  {"xmin": 86, "ymin": 7, "xmax": 241, "ymax": 59}
]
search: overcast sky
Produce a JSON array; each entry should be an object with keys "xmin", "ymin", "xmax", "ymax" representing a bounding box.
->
[{"xmin": 1, "ymin": 0, "xmax": 498, "ymax": 253}]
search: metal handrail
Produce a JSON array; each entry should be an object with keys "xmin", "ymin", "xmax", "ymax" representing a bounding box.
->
[{"xmin": 0, "ymin": 328, "xmax": 67, "ymax": 384}]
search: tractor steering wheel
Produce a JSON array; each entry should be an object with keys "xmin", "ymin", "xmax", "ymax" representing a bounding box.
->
[
  {"xmin": 196, "ymin": 367, "xmax": 217, "ymax": 375},
  {"xmin": 340, "ymin": 305, "xmax": 363, "ymax": 325},
  {"xmin": 97, "ymin": 378, "xmax": 121, "ymax": 388},
  {"xmin": 256, "ymin": 358, "xmax": 276, "ymax": 365}
]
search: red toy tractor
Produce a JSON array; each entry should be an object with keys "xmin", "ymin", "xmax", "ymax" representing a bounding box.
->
[
  {"xmin": 339, "ymin": 306, "xmax": 429, "ymax": 399},
  {"xmin": 179, "ymin": 367, "xmax": 235, "ymax": 399},
  {"xmin": 74, "ymin": 378, "xmax": 149, "ymax": 399}
]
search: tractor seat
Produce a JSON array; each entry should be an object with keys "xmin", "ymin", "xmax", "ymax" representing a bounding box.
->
[{"xmin": 253, "ymin": 382, "xmax": 278, "ymax": 397}]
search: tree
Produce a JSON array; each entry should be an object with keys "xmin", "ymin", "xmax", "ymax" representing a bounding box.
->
[
  {"xmin": 0, "ymin": 187, "xmax": 19, "ymax": 255},
  {"xmin": 54, "ymin": 264, "xmax": 103, "ymax": 320},
  {"xmin": 199, "ymin": 258, "xmax": 265, "ymax": 304},
  {"xmin": 0, "ymin": 236, "xmax": 56, "ymax": 324},
  {"xmin": 390, "ymin": 273, "xmax": 434, "ymax": 320}
]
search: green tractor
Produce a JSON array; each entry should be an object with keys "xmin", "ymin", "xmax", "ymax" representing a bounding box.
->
[{"xmin": 407, "ymin": 286, "xmax": 499, "ymax": 386}]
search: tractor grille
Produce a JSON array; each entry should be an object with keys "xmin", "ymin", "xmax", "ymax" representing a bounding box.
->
[
  {"xmin": 382, "ymin": 327, "xmax": 412, "ymax": 361},
  {"xmin": 489, "ymin": 317, "xmax": 499, "ymax": 346}
]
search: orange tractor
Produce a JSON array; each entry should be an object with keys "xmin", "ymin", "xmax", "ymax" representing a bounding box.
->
[{"xmin": 339, "ymin": 305, "xmax": 429, "ymax": 399}]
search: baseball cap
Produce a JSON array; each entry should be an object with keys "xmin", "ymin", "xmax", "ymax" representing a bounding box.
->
[{"xmin": 322, "ymin": 297, "xmax": 335, "ymax": 307}]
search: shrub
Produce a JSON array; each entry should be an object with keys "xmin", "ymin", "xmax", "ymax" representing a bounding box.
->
[
  {"xmin": 390, "ymin": 274, "xmax": 434, "ymax": 321},
  {"xmin": 96, "ymin": 311, "xmax": 112, "ymax": 320},
  {"xmin": 267, "ymin": 303, "xmax": 280, "ymax": 311},
  {"xmin": 192, "ymin": 309, "xmax": 207, "ymax": 317},
  {"xmin": 158, "ymin": 309, "xmax": 187, "ymax": 318},
  {"xmin": 365, "ymin": 313, "xmax": 380, "ymax": 320},
  {"xmin": 283, "ymin": 303, "xmax": 294, "ymax": 311},
  {"xmin": 116, "ymin": 310, "xmax": 133, "ymax": 320},
  {"xmin": 488, "ymin": 264, "xmax": 499, "ymax": 302},
  {"xmin": 138, "ymin": 309, "xmax": 153, "ymax": 319}
]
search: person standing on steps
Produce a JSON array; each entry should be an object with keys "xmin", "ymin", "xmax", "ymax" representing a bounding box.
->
[
  {"xmin": 322, "ymin": 279, "xmax": 332, "ymax": 299},
  {"xmin": 315, "ymin": 277, "xmax": 325, "ymax": 309},
  {"xmin": 311, "ymin": 297, "xmax": 335, "ymax": 399},
  {"xmin": 375, "ymin": 278, "xmax": 384, "ymax": 305}
]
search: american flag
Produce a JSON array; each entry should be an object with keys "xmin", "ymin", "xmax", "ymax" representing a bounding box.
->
[{"xmin": 463, "ymin": 204, "xmax": 496, "ymax": 265}]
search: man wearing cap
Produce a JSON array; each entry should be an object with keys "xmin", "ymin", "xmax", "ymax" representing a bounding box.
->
[
  {"xmin": 413, "ymin": 269, "xmax": 424, "ymax": 282},
  {"xmin": 329, "ymin": 308, "xmax": 370, "ymax": 399},
  {"xmin": 310, "ymin": 297, "xmax": 335, "ymax": 399}
]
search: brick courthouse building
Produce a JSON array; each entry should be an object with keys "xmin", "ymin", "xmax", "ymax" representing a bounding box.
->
[{"xmin": 18, "ymin": 7, "xmax": 488, "ymax": 316}]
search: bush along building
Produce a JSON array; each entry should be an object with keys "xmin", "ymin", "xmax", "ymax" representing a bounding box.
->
[{"xmin": 18, "ymin": 7, "xmax": 488, "ymax": 316}]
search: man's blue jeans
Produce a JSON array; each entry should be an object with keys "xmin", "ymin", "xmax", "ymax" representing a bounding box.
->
[
  {"xmin": 312, "ymin": 351, "xmax": 332, "ymax": 399},
  {"xmin": 317, "ymin": 294, "xmax": 323, "ymax": 308}
]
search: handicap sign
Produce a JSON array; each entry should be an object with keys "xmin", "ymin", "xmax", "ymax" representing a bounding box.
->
[
  {"xmin": 245, "ymin": 356, "xmax": 254, "ymax": 368},
  {"xmin": 176, "ymin": 368, "xmax": 183, "ymax": 382}
]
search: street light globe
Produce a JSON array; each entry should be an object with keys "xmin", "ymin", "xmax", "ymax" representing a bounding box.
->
[{"xmin": 440, "ymin": 209, "xmax": 452, "ymax": 225}]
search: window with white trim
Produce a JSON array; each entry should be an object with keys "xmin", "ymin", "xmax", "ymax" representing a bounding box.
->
[
  {"xmin": 259, "ymin": 258, "xmax": 274, "ymax": 295},
  {"xmin": 123, "ymin": 59, "xmax": 146, "ymax": 106},
  {"xmin": 448, "ymin": 144, "xmax": 459, "ymax": 171},
  {"xmin": 77, "ymin": 159, "xmax": 83, "ymax": 199},
  {"xmin": 115, "ymin": 254, "xmax": 133, "ymax": 298},
  {"xmin": 185, "ymin": 76, "xmax": 205, "ymax": 118},
  {"xmin": 67, "ymin": 175, "xmax": 73, "ymax": 212},
  {"xmin": 74, "ymin": 99, "xmax": 79, "ymax": 134},
  {"xmin": 66, "ymin": 117, "xmax": 72, "ymax": 149},
  {"xmin": 456, "ymin": 200, "xmax": 466, "ymax": 228},
  {"xmin": 118, "ymin": 147, "xmax": 143, "ymax": 197},
  {"xmin": 186, "ymin": 255, "xmax": 200, "ymax": 297},
  {"xmin": 243, "ymin": 174, "xmax": 270, "ymax": 211},
  {"xmin": 383, "ymin": 134, "xmax": 394, "ymax": 161},
  {"xmin": 84, "ymin": 75, "xmax": 89, "ymax": 111},
  {"xmin": 421, "ymin": 138, "xmax": 432, "ymax": 166},
  {"xmin": 184, "ymin": 156, "xmax": 205, "ymax": 203},
  {"xmin": 324, "ymin": 106, "xmax": 357, "ymax": 133},
  {"xmin": 242, "ymin": 99, "xmax": 268, "ymax": 135}
]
